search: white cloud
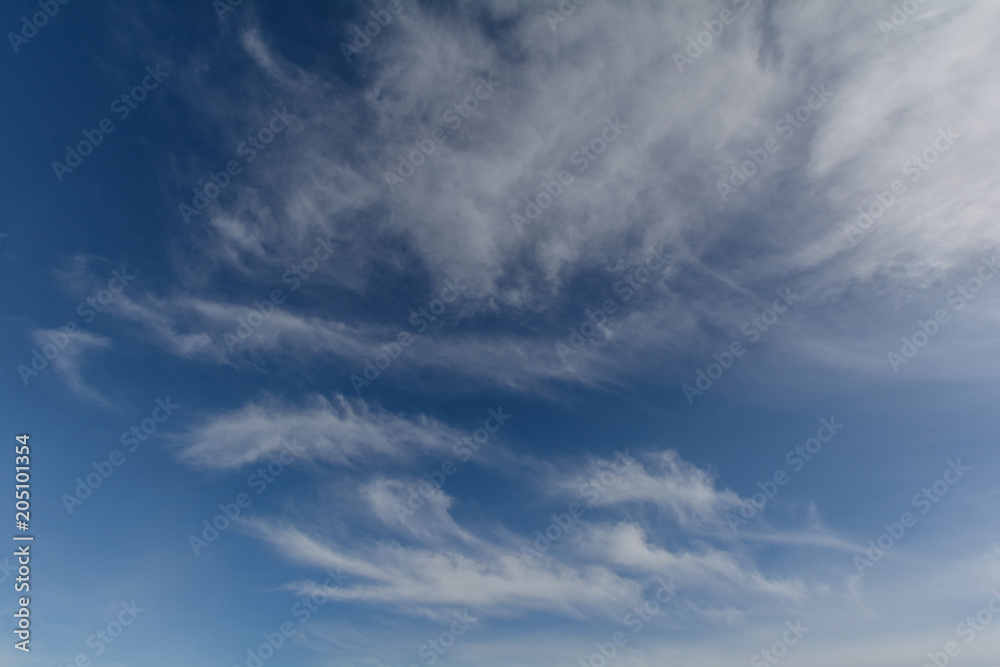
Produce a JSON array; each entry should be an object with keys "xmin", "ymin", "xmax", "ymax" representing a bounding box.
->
[
  {"xmin": 576, "ymin": 521, "xmax": 808, "ymax": 601},
  {"xmin": 556, "ymin": 449, "xmax": 744, "ymax": 530},
  {"xmin": 180, "ymin": 394, "xmax": 462, "ymax": 468},
  {"xmin": 247, "ymin": 518, "xmax": 642, "ymax": 617},
  {"xmin": 97, "ymin": 0, "xmax": 995, "ymax": 397},
  {"xmin": 33, "ymin": 328, "xmax": 114, "ymax": 405},
  {"xmin": 363, "ymin": 477, "xmax": 482, "ymax": 547}
]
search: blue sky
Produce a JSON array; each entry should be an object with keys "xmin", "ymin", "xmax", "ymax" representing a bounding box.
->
[{"xmin": 3, "ymin": 1, "xmax": 1000, "ymax": 665}]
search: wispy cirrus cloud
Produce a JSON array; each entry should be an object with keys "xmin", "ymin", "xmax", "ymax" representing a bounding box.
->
[
  {"xmin": 65, "ymin": 0, "xmax": 995, "ymax": 400},
  {"xmin": 180, "ymin": 394, "xmax": 463, "ymax": 469},
  {"xmin": 553, "ymin": 449, "xmax": 744, "ymax": 530},
  {"xmin": 246, "ymin": 518, "xmax": 643, "ymax": 617}
]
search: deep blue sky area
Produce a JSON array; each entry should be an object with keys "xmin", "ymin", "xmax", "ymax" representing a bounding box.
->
[{"xmin": 2, "ymin": 1, "xmax": 1000, "ymax": 666}]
